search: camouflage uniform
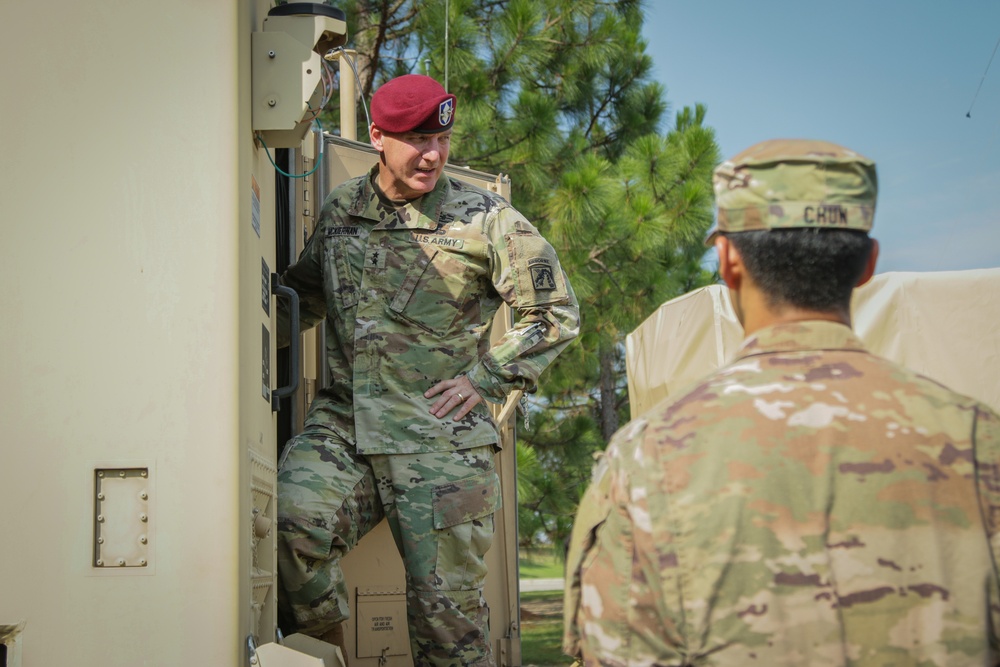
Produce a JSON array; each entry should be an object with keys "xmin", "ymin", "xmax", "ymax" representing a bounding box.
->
[
  {"xmin": 564, "ymin": 321, "xmax": 1000, "ymax": 665},
  {"xmin": 564, "ymin": 139, "xmax": 1000, "ymax": 665},
  {"xmin": 277, "ymin": 165, "xmax": 579, "ymax": 666}
]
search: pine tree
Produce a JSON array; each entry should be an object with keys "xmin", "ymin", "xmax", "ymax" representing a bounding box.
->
[{"xmin": 303, "ymin": 0, "xmax": 720, "ymax": 549}]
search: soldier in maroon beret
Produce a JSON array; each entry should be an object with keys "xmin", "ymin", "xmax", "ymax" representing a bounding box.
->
[
  {"xmin": 276, "ymin": 73, "xmax": 580, "ymax": 667},
  {"xmin": 368, "ymin": 74, "xmax": 457, "ymax": 200}
]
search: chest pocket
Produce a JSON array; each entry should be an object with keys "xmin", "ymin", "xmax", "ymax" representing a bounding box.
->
[
  {"xmin": 389, "ymin": 245, "xmax": 475, "ymax": 337},
  {"xmin": 322, "ymin": 235, "xmax": 360, "ymax": 311}
]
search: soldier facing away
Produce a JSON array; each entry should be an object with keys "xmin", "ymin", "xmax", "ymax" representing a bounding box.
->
[
  {"xmin": 275, "ymin": 74, "xmax": 580, "ymax": 666},
  {"xmin": 563, "ymin": 139, "xmax": 1000, "ymax": 665}
]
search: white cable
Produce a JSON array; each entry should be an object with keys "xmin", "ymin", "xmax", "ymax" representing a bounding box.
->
[{"xmin": 328, "ymin": 46, "xmax": 372, "ymax": 129}]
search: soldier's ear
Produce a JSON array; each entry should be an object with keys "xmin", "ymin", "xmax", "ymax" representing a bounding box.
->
[
  {"xmin": 716, "ymin": 236, "xmax": 744, "ymax": 291},
  {"xmin": 369, "ymin": 123, "xmax": 384, "ymax": 152},
  {"xmin": 856, "ymin": 238, "xmax": 879, "ymax": 287}
]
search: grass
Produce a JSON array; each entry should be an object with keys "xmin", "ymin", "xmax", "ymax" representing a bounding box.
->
[
  {"xmin": 520, "ymin": 618, "xmax": 572, "ymax": 665},
  {"xmin": 520, "ymin": 588, "xmax": 563, "ymax": 602},
  {"xmin": 518, "ymin": 548, "xmax": 565, "ymax": 579},
  {"xmin": 518, "ymin": 549, "xmax": 575, "ymax": 665},
  {"xmin": 518, "ymin": 587, "xmax": 575, "ymax": 666}
]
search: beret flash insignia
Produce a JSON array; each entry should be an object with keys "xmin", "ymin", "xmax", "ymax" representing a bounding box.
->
[{"xmin": 438, "ymin": 98, "xmax": 454, "ymax": 128}]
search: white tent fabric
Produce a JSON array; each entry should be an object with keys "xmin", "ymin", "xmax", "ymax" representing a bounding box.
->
[{"xmin": 626, "ymin": 268, "xmax": 1000, "ymax": 419}]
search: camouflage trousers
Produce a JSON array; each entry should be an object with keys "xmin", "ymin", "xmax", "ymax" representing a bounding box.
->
[{"xmin": 276, "ymin": 427, "xmax": 501, "ymax": 667}]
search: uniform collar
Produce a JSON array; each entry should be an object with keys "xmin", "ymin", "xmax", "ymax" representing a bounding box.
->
[
  {"xmin": 737, "ymin": 320, "xmax": 868, "ymax": 359},
  {"xmin": 347, "ymin": 164, "xmax": 449, "ymax": 232}
]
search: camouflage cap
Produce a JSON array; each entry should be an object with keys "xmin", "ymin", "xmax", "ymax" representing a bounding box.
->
[{"xmin": 705, "ymin": 139, "xmax": 877, "ymax": 246}]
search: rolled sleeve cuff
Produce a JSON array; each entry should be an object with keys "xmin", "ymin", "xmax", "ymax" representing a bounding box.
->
[{"xmin": 466, "ymin": 357, "xmax": 526, "ymax": 404}]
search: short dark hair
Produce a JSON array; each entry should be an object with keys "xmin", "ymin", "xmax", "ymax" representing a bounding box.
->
[{"xmin": 725, "ymin": 228, "xmax": 874, "ymax": 312}]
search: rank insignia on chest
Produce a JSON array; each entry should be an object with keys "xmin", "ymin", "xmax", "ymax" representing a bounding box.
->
[{"xmin": 528, "ymin": 259, "xmax": 556, "ymax": 291}]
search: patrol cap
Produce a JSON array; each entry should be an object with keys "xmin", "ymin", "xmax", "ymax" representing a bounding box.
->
[
  {"xmin": 705, "ymin": 139, "xmax": 877, "ymax": 246},
  {"xmin": 370, "ymin": 74, "xmax": 456, "ymax": 134}
]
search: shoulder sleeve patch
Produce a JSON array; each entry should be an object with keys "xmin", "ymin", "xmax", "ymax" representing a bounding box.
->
[
  {"xmin": 528, "ymin": 258, "xmax": 557, "ymax": 291},
  {"xmin": 505, "ymin": 231, "xmax": 569, "ymax": 307}
]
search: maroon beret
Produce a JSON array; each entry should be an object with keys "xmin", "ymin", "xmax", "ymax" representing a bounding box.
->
[{"xmin": 371, "ymin": 74, "xmax": 457, "ymax": 134}]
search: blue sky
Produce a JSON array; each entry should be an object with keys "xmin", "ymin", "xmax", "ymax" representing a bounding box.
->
[{"xmin": 641, "ymin": 1, "xmax": 1000, "ymax": 274}]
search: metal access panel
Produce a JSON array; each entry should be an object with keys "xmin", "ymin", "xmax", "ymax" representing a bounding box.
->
[
  {"xmin": 280, "ymin": 134, "xmax": 523, "ymax": 666},
  {"xmin": 92, "ymin": 467, "xmax": 152, "ymax": 569}
]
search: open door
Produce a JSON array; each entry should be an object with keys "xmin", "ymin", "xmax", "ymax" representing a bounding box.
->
[{"xmin": 278, "ymin": 133, "xmax": 523, "ymax": 666}]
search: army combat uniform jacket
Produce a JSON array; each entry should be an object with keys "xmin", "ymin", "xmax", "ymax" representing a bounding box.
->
[
  {"xmin": 564, "ymin": 321, "xmax": 1000, "ymax": 666},
  {"xmin": 279, "ymin": 166, "xmax": 579, "ymax": 455}
]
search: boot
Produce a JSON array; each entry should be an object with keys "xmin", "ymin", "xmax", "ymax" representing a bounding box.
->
[{"xmin": 318, "ymin": 622, "xmax": 349, "ymax": 667}]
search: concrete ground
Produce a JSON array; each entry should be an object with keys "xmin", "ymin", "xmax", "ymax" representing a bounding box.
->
[{"xmin": 520, "ymin": 577, "xmax": 564, "ymax": 592}]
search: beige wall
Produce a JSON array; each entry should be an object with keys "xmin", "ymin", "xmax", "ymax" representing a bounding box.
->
[
  {"xmin": 0, "ymin": 4, "xmax": 524, "ymax": 665},
  {"xmin": 0, "ymin": 2, "xmax": 247, "ymax": 665}
]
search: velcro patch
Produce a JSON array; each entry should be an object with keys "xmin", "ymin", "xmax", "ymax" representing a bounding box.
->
[
  {"xmin": 528, "ymin": 258, "xmax": 556, "ymax": 291},
  {"xmin": 412, "ymin": 233, "xmax": 464, "ymax": 249},
  {"xmin": 326, "ymin": 226, "xmax": 361, "ymax": 237},
  {"xmin": 803, "ymin": 204, "xmax": 849, "ymax": 226}
]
